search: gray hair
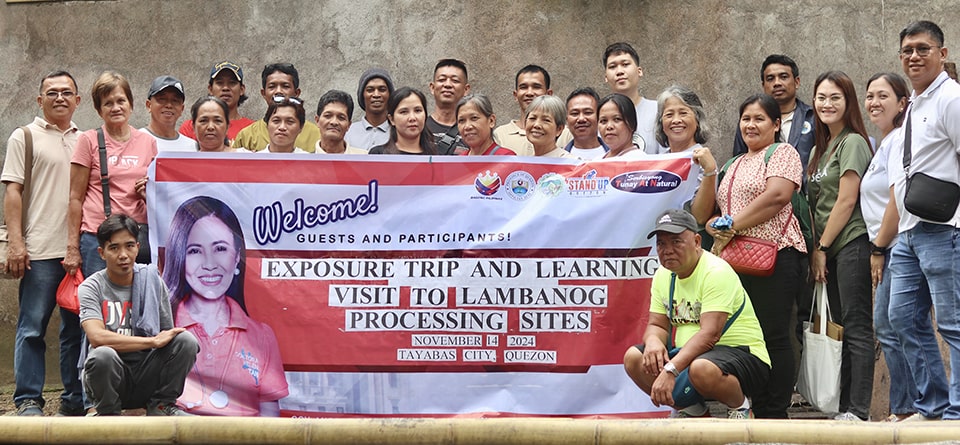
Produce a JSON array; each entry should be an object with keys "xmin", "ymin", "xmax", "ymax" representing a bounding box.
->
[
  {"xmin": 655, "ymin": 85, "xmax": 710, "ymax": 147},
  {"xmin": 524, "ymin": 95, "xmax": 566, "ymax": 127},
  {"xmin": 456, "ymin": 93, "xmax": 495, "ymax": 118}
]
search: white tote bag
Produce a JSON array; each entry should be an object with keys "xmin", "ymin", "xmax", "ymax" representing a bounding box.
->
[{"xmin": 796, "ymin": 281, "xmax": 843, "ymax": 414}]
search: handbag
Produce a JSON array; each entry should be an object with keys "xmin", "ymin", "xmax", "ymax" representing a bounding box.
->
[
  {"xmin": 665, "ymin": 273, "xmax": 745, "ymax": 407},
  {"xmin": 56, "ymin": 268, "xmax": 84, "ymax": 315},
  {"xmin": 717, "ymin": 153, "xmax": 789, "ymax": 276},
  {"xmin": 97, "ymin": 128, "xmax": 152, "ymax": 264},
  {"xmin": 0, "ymin": 126, "xmax": 35, "ymax": 279},
  {"xmin": 796, "ymin": 281, "xmax": 843, "ymax": 413},
  {"xmin": 902, "ymin": 105, "xmax": 960, "ymax": 222}
]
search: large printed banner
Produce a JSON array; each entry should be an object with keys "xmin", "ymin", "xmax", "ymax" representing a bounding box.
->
[{"xmin": 148, "ymin": 152, "xmax": 697, "ymax": 417}]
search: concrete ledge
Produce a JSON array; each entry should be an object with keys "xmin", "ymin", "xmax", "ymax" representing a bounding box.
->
[{"xmin": 0, "ymin": 417, "xmax": 958, "ymax": 445}]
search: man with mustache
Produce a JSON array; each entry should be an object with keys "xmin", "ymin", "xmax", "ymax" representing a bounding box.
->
[{"xmin": 344, "ymin": 68, "xmax": 394, "ymax": 151}]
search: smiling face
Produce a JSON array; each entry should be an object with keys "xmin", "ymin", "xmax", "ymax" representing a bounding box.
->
[
  {"xmin": 146, "ymin": 88, "xmax": 185, "ymax": 129},
  {"xmin": 739, "ymin": 102, "xmax": 780, "ymax": 152},
  {"xmin": 38, "ymin": 75, "xmax": 80, "ymax": 128},
  {"xmin": 194, "ymin": 101, "xmax": 228, "ymax": 151},
  {"xmin": 267, "ymin": 106, "xmax": 303, "ymax": 152},
  {"xmin": 209, "ymin": 71, "xmax": 244, "ymax": 110},
  {"xmin": 604, "ymin": 52, "xmax": 642, "ymax": 95},
  {"xmin": 814, "ymin": 79, "xmax": 847, "ymax": 133},
  {"xmin": 98, "ymin": 86, "xmax": 132, "ymax": 126},
  {"xmin": 566, "ymin": 95, "xmax": 599, "ymax": 142},
  {"xmin": 762, "ymin": 63, "xmax": 799, "ymax": 107},
  {"xmin": 184, "ymin": 215, "xmax": 239, "ymax": 302},
  {"xmin": 660, "ymin": 96, "xmax": 698, "ymax": 150},
  {"xmin": 900, "ymin": 32, "xmax": 947, "ymax": 93},
  {"xmin": 865, "ymin": 77, "xmax": 906, "ymax": 135},
  {"xmin": 316, "ymin": 102, "xmax": 351, "ymax": 141},
  {"xmin": 513, "ymin": 72, "xmax": 550, "ymax": 115},
  {"xmin": 524, "ymin": 106, "xmax": 562, "ymax": 152},
  {"xmin": 389, "ymin": 94, "xmax": 426, "ymax": 142},
  {"xmin": 598, "ymin": 101, "xmax": 633, "ymax": 153},
  {"xmin": 363, "ymin": 78, "xmax": 390, "ymax": 114},
  {"xmin": 457, "ymin": 101, "xmax": 495, "ymax": 150}
]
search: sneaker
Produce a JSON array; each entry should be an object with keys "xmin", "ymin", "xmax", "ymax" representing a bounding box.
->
[
  {"xmin": 56, "ymin": 404, "xmax": 86, "ymax": 417},
  {"xmin": 146, "ymin": 401, "xmax": 194, "ymax": 416},
  {"xmin": 727, "ymin": 407, "xmax": 753, "ymax": 419},
  {"xmin": 16, "ymin": 400, "xmax": 43, "ymax": 416},
  {"xmin": 900, "ymin": 412, "xmax": 940, "ymax": 422},
  {"xmin": 669, "ymin": 403, "xmax": 710, "ymax": 418},
  {"xmin": 834, "ymin": 412, "xmax": 865, "ymax": 421}
]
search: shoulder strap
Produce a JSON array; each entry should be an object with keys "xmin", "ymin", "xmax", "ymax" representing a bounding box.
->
[
  {"xmin": 17, "ymin": 126, "xmax": 34, "ymax": 230},
  {"xmin": 97, "ymin": 128, "xmax": 111, "ymax": 217}
]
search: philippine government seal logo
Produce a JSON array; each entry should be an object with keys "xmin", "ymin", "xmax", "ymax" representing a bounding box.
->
[
  {"xmin": 537, "ymin": 172, "xmax": 566, "ymax": 197},
  {"xmin": 504, "ymin": 170, "xmax": 536, "ymax": 201},
  {"xmin": 474, "ymin": 170, "xmax": 502, "ymax": 196}
]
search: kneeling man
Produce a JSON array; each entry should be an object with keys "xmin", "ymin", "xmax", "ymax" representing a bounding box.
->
[
  {"xmin": 624, "ymin": 209, "xmax": 770, "ymax": 419},
  {"xmin": 79, "ymin": 214, "xmax": 199, "ymax": 416}
]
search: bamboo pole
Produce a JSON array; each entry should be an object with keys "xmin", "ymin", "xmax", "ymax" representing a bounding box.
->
[{"xmin": 0, "ymin": 417, "xmax": 958, "ymax": 445}]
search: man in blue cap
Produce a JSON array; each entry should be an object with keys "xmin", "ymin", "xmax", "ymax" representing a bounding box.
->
[{"xmin": 623, "ymin": 209, "xmax": 770, "ymax": 419}]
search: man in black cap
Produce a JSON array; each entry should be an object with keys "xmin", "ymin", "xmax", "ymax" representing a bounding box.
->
[
  {"xmin": 345, "ymin": 68, "xmax": 394, "ymax": 151},
  {"xmin": 179, "ymin": 61, "xmax": 254, "ymax": 145},
  {"xmin": 140, "ymin": 76, "xmax": 193, "ymax": 152},
  {"xmin": 623, "ymin": 209, "xmax": 770, "ymax": 419}
]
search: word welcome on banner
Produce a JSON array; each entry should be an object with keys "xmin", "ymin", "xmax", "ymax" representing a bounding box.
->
[{"xmin": 148, "ymin": 152, "xmax": 697, "ymax": 417}]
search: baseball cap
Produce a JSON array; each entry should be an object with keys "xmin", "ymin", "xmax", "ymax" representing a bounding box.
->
[
  {"xmin": 210, "ymin": 61, "xmax": 243, "ymax": 83},
  {"xmin": 147, "ymin": 75, "xmax": 185, "ymax": 99},
  {"xmin": 646, "ymin": 209, "xmax": 698, "ymax": 239}
]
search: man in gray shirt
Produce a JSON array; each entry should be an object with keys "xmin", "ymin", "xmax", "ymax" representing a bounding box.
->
[{"xmin": 78, "ymin": 214, "xmax": 198, "ymax": 416}]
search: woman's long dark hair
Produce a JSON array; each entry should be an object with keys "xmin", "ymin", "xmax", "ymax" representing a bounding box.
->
[
  {"xmin": 163, "ymin": 196, "xmax": 247, "ymax": 315},
  {"xmin": 809, "ymin": 71, "xmax": 872, "ymax": 176},
  {"xmin": 384, "ymin": 87, "xmax": 436, "ymax": 155}
]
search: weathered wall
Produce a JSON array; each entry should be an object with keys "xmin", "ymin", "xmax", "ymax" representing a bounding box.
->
[{"xmin": 0, "ymin": 0, "xmax": 957, "ymax": 417}]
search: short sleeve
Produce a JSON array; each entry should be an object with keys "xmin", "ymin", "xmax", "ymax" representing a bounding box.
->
[{"xmin": 764, "ymin": 143, "xmax": 803, "ymax": 188}]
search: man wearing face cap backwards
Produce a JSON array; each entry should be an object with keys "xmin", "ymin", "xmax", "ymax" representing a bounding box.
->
[{"xmin": 623, "ymin": 209, "xmax": 770, "ymax": 419}]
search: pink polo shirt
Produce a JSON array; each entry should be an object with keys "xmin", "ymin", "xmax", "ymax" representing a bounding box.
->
[{"xmin": 176, "ymin": 297, "xmax": 289, "ymax": 416}]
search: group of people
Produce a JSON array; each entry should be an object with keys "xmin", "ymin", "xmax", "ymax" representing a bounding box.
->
[
  {"xmin": 625, "ymin": 20, "xmax": 960, "ymax": 422},
  {"xmin": 4, "ymin": 20, "xmax": 960, "ymax": 421}
]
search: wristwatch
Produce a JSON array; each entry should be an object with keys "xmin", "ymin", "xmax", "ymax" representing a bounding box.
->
[{"xmin": 663, "ymin": 362, "xmax": 680, "ymax": 377}]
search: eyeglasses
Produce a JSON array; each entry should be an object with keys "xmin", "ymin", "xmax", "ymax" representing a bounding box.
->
[
  {"xmin": 899, "ymin": 45, "xmax": 940, "ymax": 58},
  {"xmin": 272, "ymin": 95, "xmax": 303, "ymax": 106},
  {"xmin": 44, "ymin": 90, "xmax": 76, "ymax": 100},
  {"xmin": 815, "ymin": 95, "xmax": 845, "ymax": 105}
]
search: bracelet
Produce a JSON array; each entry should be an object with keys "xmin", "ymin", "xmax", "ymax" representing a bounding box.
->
[{"xmin": 702, "ymin": 169, "xmax": 718, "ymax": 178}]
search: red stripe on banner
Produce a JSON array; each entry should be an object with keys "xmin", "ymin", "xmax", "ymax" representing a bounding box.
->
[{"xmin": 154, "ymin": 155, "xmax": 692, "ymax": 186}]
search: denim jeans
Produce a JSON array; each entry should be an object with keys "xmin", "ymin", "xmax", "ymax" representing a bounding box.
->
[
  {"xmin": 875, "ymin": 252, "xmax": 920, "ymax": 415},
  {"xmin": 825, "ymin": 235, "xmax": 874, "ymax": 420},
  {"xmin": 739, "ymin": 247, "xmax": 805, "ymax": 419},
  {"xmin": 79, "ymin": 232, "xmax": 106, "ymax": 279},
  {"xmin": 13, "ymin": 258, "xmax": 84, "ymax": 410},
  {"xmin": 889, "ymin": 222, "xmax": 959, "ymax": 419}
]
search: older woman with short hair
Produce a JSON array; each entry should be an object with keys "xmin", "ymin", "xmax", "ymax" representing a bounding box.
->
[
  {"xmin": 65, "ymin": 71, "xmax": 157, "ymax": 278},
  {"xmin": 525, "ymin": 95, "xmax": 572, "ymax": 158}
]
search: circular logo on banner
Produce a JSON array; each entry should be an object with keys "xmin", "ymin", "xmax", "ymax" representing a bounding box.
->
[
  {"xmin": 504, "ymin": 170, "xmax": 536, "ymax": 201},
  {"xmin": 537, "ymin": 173, "xmax": 566, "ymax": 197}
]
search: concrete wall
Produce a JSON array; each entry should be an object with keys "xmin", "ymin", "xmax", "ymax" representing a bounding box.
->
[{"xmin": 0, "ymin": 0, "xmax": 957, "ymax": 417}]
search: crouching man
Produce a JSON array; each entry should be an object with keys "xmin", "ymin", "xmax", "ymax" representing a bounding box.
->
[
  {"xmin": 79, "ymin": 214, "xmax": 198, "ymax": 416},
  {"xmin": 623, "ymin": 209, "xmax": 770, "ymax": 419}
]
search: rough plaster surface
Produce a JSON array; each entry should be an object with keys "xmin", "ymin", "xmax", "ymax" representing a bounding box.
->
[{"xmin": 0, "ymin": 0, "xmax": 957, "ymax": 418}]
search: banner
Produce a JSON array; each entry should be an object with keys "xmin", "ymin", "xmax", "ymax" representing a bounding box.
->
[{"xmin": 148, "ymin": 151, "xmax": 698, "ymax": 417}]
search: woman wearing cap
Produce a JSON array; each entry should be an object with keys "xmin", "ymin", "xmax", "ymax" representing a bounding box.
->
[
  {"xmin": 706, "ymin": 93, "xmax": 806, "ymax": 419},
  {"xmin": 191, "ymin": 96, "xmax": 251, "ymax": 153},
  {"xmin": 525, "ymin": 95, "xmax": 573, "ymax": 158},
  {"xmin": 369, "ymin": 87, "xmax": 437, "ymax": 155},
  {"xmin": 457, "ymin": 94, "xmax": 516, "ymax": 156},
  {"xmin": 65, "ymin": 71, "xmax": 158, "ymax": 279},
  {"xmin": 163, "ymin": 196, "xmax": 288, "ymax": 416},
  {"xmin": 263, "ymin": 96, "xmax": 309, "ymax": 153}
]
